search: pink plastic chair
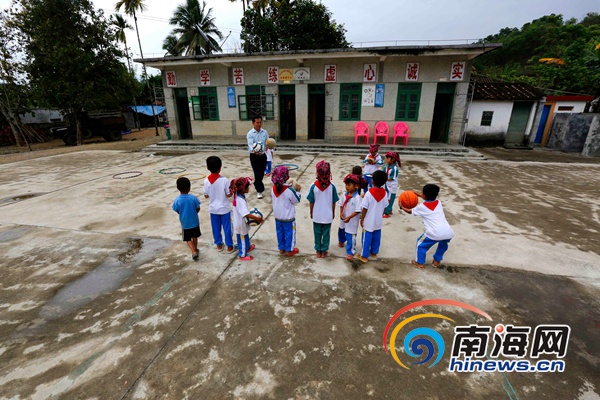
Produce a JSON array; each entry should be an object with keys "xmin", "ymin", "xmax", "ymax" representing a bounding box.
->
[
  {"xmin": 373, "ymin": 121, "xmax": 389, "ymax": 144},
  {"xmin": 354, "ymin": 121, "xmax": 370, "ymax": 144},
  {"xmin": 393, "ymin": 122, "xmax": 410, "ymax": 145}
]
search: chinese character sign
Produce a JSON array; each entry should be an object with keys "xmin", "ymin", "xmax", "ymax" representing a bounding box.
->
[
  {"xmin": 324, "ymin": 65, "xmax": 337, "ymax": 83},
  {"xmin": 362, "ymin": 85, "xmax": 375, "ymax": 107},
  {"xmin": 363, "ymin": 63, "xmax": 377, "ymax": 82},
  {"xmin": 233, "ymin": 68, "xmax": 244, "ymax": 85},
  {"xmin": 450, "ymin": 61, "xmax": 465, "ymax": 81},
  {"xmin": 405, "ymin": 63, "xmax": 419, "ymax": 82},
  {"xmin": 267, "ymin": 66, "xmax": 279, "ymax": 84},
  {"xmin": 199, "ymin": 69, "xmax": 211, "ymax": 86},
  {"xmin": 166, "ymin": 71, "xmax": 177, "ymax": 87}
]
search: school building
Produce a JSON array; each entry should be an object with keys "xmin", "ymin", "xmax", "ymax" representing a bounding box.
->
[{"xmin": 141, "ymin": 44, "xmax": 500, "ymax": 145}]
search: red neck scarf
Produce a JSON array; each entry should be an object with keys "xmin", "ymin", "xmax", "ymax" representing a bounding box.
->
[
  {"xmin": 207, "ymin": 173, "xmax": 220, "ymax": 184},
  {"xmin": 369, "ymin": 187, "xmax": 387, "ymax": 202},
  {"xmin": 272, "ymin": 185, "xmax": 288, "ymax": 197},
  {"xmin": 423, "ymin": 200, "xmax": 439, "ymax": 211},
  {"xmin": 314, "ymin": 180, "xmax": 329, "ymax": 191}
]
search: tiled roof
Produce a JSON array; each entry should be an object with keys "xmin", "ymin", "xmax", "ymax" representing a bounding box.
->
[{"xmin": 471, "ymin": 76, "xmax": 545, "ymax": 101}]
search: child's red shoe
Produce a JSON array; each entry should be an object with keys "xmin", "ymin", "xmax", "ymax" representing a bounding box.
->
[
  {"xmin": 239, "ymin": 255, "xmax": 254, "ymax": 261},
  {"xmin": 286, "ymin": 248, "xmax": 299, "ymax": 257}
]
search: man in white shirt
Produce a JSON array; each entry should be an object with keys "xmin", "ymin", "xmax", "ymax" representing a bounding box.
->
[{"xmin": 246, "ymin": 116, "xmax": 269, "ymax": 199}]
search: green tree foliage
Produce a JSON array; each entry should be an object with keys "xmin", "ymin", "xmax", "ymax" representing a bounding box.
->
[
  {"xmin": 15, "ymin": 0, "xmax": 135, "ymax": 145},
  {"xmin": 240, "ymin": 0, "xmax": 349, "ymax": 52},
  {"xmin": 475, "ymin": 13, "xmax": 600, "ymax": 97},
  {"xmin": 112, "ymin": 14, "xmax": 134, "ymax": 73},
  {"xmin": 0, "ymin": 7, "xmax": 30, "ymax": 147},
  {"xmin": 163, "ymin": 0, "xmax": 223, "ymax": 56},
  {"xmin": 115, "ymin": 0, "xmax": 148, "ymax": 79}
]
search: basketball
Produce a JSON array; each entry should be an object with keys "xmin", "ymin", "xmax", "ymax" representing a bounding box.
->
[
  {"xmin": 399, "ymin": 190, "xmax": 419, "ymax": 209},
  {"xmin": 252, "ymin": 142, "xmax": 264, "ymax": 154},
  {"xmin": 245, "ymin": 208, "xmax": 263, "ymax": 225},
  {"xmin": 266, "ymin": 138, "xmax": 276, "ymax": 149}
]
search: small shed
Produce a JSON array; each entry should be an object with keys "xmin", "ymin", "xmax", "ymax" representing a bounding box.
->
[
  {"xmin": 530, "ymin": 95, "xmax": 596, "ymax": 146},
  {"xmin": 464, "ymin": 77, "xmax": 545, "ymax": 146}
]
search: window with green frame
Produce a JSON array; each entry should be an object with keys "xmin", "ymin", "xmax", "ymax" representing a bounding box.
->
[
  {"xmin": 339, "ymin": 83, "xmax": 362, "ymax": 120},
  {"xmin": 395, "ymin": 83, "xmax": 421, "ymax": 121},
  {"xmin": 238, "ymin": 85, "xmax": 274, "ymax": 120},
  {"xmin": 191, "ymin": 87, "xmax": 219, "ymax": 121}
]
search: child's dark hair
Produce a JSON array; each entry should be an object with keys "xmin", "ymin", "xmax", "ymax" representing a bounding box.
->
[
  {"xmin": 372, "ymin": 170, "xmax": 387, "ymax": 188},
  {"xmin": 251, "ymin": 116, "xmax": 262, "ymax": 123},
  {"xmin": 177, "ymin": 177, "xmax": 191, "ymax": 193},
  {"xmin": 351, "ymin": 165, "xmax": 362, "ymax": 175},
  {"xmin": 423, "ymin": 184, "xmax": 440, "ymax": 200},
  {"xmin": 206, "ymin": 156, "xmax": 222, "ymax": 173}
]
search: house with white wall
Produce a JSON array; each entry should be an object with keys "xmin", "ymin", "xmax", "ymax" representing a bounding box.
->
[
  {"xmin": 464, "ymin": 77, "xmax": 545, "ymax": 146},
  {"xmin": 140, "ymin": 44, "xmax": 500, "ymax": 145}
]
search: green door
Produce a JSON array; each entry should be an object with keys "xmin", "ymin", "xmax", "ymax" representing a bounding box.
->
[
  {"xmin": 174, "ymin": 88, "xmax": 191, "ymax": 139},
  {"xmin": 505, "ymin": 102, "xmax": 532, "ymax": 145}
]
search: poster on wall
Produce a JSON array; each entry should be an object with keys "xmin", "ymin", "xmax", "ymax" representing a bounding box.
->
[
  {"xmin": 166, "ymin": 71, "xmax": 177, "ymax": 87},
  {"xmin": 363, "ymin": 85, "xmax": 375, "ymax": 106},
  {"xmin": 293, "ymin": 67, "xmax": 310, "ymax": 81},
  {"xmin": 233, "ymin": 68, "xmax": 244, "ymax": 85},
  {"xmin": 375, "ymin": 84, "xmax": 385, "ymax": 107},
  {"xmin": 450, "ymin": 61, "xmax": 466, "ymax": 81},
  {"xmin": 199, "ymin": 69, "xmax": 211, "ymax": 86},
  {"xmin": 227, "ymin": 87, "xmax": 236, "ymax": 108}
]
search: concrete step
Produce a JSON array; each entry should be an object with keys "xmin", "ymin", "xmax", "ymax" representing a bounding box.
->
[{"xmin": 143, "ymin": 141, "xmax": 484, "ymax": 159}]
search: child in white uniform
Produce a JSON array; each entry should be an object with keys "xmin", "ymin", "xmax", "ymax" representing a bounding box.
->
[
  {"xmin": 337, "ymin": 174, "xmax": 363, "ymax": 260},
  {"xmin": 230, "ymin": 177, "xmax": 263, "ymax": 260},
  {"xmin": 271, "ymin": 166, "xmax": 302, "ymax": 256},
  {"xmin": 400, "ymin": 184, "xmax": 454, "ymax": 268},
  {"xmin": 203, "ymin": 156, "xmax": 234, "ymax": 253},
  {"xmin": 358, "ymin": 170, "xmax": 389, "ymax": 263},
  {"xmin": 306, "ymin": 160, "xmax": 339, "ymax": 258}
]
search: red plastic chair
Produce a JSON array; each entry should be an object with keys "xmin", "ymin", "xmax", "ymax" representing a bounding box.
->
[
  {"xmin": 354, "ymin": 121, "xmax": 370, "ymax": 144},
  {"xmin": 393, "ymin": 122, "xmax": 410, "ymax": 145},
  {"xmin": 373, "ymin": 121, "xmax": 389, "ymax": 144}
]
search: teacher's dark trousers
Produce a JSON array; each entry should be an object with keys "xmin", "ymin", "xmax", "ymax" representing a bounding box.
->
[{"xmin": 250, "ymin": 153, "xmax": 267, "ymax": 193}]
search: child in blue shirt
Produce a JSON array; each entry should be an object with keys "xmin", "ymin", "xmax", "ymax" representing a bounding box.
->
[{"xmin": 172, "ymin": 177, "xmax": 201, "ymax": 261}]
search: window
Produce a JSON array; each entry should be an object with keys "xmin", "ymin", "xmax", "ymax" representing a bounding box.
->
[
  {"xmin": 238, "ymin": 85, "xmax": 274, "ymax": 120},
  {"xmin": 481, "ymin": 111, "xmax": 494, "ymax": 126},
  {"xmin": 191, "ymin": 87, "xmax": 219, "ymax": 121},
  {"xmin": 395, "ymin": 83, "xmax": 421, "ymax": 121},
  {"xmin": 339, "ymin": 83, "xmax": 362, "ymax": 120}
]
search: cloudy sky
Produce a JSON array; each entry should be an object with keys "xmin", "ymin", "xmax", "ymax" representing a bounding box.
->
[{"xmin": 2, "ymin": 0, "xmax": 598, "ymax": 74}]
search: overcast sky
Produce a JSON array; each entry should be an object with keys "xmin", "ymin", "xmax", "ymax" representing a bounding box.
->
[{"xmin": 2, "ymin": 0, "xmax": 598, "ymax": 75}]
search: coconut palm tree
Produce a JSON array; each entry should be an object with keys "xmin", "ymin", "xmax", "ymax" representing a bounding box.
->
[
  {"xmin": 162, "ymin": 34, "xmax": 180, "ymax": 56},
  {"xmin": 115, "ymin": 0, "xmax": 148, "ymax": 78},
  {"xmin": 112, "ymin": 14, "xmax": 133, "ymax": 73},
  {"xmin": 168, "ymin": 0, "xmax": 223, "ymax": 56}
]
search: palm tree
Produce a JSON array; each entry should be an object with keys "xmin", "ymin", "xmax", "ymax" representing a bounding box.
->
[
  {"xmin": 112, "ymin": 14, "xmax": 133, "ymax": 73},
  {"xmin": 115, "ymin": 0, "xmax": 148, "ymax": 78},
  {"xmin": 162, "ymin": 34, "xmax": 180, "ymax": 56},
  {"xmin": 168, "ymin": 0, "xmax": 223, "ymax": 56}
]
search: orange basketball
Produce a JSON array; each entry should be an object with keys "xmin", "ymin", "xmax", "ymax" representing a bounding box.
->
[{"xmin": 399, "ymin": 190, "xmax": 419, "ymax": 209}]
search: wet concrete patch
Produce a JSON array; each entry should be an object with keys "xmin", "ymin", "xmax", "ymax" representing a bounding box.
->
[
  {"xmin": 0, "ymin": 192, "xmax": 47, "ymax": 206},
  {"xmin": 39, "ymin": 238, "xmax": 171, "ymax": 320},
  {"xmin": 0, "ymin": 225, "xmax": 33, "ymax": 243}
]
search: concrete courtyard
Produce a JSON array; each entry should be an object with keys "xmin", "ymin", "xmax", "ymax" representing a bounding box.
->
[{"xmin": 0, "ymin": 148, "xmax": 599, "ymax": 399}]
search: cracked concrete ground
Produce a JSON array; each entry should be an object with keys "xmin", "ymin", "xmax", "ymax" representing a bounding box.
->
[{"xmin": 0, "ymin": 149, "xmax": 599, "ymax": 399}]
